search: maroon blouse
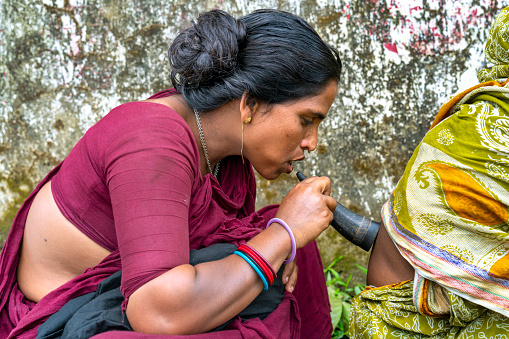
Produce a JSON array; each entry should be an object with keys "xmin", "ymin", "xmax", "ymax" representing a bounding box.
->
[{"xmin": 50, "ymin": 89, "xmax": 263, "ymax": 302}]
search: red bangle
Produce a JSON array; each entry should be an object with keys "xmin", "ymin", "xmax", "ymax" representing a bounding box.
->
[
  {"xmin": 238, "ymin": 245, "xmax": 274, "ymax": 285},
  {"xmin": 241, "ymin": 244, "xmax": 277, "ymax": 281},
  {"xmin": 238, "ymin": 246, "xmax": 273, "ymax": 285}
]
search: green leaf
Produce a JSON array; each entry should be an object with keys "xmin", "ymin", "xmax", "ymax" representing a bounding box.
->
[
  {"xmin": 342, "ymin": 301, "xmax": 351, "ymax": 321},
  {"xmin": 356, "ymin": 264, "xmax": 368, "ymax": 274},
  {"xmin": 344, "ymin": 273, "xmax": 353, "ymax": 289},
  {"xmin": 328, "ymin": 286, "xmax": 344, "ymax": 332},
  {"xmin": 326, "ymin": 271, "xmax": 332, "ymax": 284},
  {"xmin": 331, "ymin": 269, "xmax": 340, "ymax": 279},
  {"xmin": 324, "ymin": 256, "xmax": 364, "ymax": 338},
  {"xmin": 341, "ymin": 301, "xmax": 351, "ymax": 335},
  {"xmin": 324, "ymin": 256, "xmax": 343, "ymax": 272},
  {"xmin": 332, "ymin": 328, "xmax": 345, "ymax": 339}
]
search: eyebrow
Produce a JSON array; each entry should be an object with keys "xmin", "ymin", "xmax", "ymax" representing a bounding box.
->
[{"xmin": 307, "ymin": 111, "xmax": 326, "ymax": 120}]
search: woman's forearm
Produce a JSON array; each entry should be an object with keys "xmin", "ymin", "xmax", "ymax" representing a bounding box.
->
[{"xmin": 126, "ymin": 223, "xmax": 292, "ymax": 335}]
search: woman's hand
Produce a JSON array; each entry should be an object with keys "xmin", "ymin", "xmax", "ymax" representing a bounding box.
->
[
  {"xmin": 282, "ymin": 261, "xmax": 298, "ymax": 293},
  {"xmin": 275, "ymin": 176, "xmax": 336, "ymax": 249}
]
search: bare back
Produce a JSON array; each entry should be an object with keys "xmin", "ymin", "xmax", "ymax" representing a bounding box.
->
[
  {"xmin": 16, "ymin": 181, "xmax": 111, "ymax": 302},
  {"xmin": 16, "ymin": 96, "xmax": 191, "ymax": 303}
]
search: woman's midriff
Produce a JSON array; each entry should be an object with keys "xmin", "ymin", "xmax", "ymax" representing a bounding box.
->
[{"xmin": 16, "ymin": 181, "xmax": 111, "ymax": 302}]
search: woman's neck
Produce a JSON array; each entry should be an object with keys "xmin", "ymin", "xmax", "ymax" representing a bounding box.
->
[{"xmin": 163, "ymin": 95, "xmax": 243, "ymax": 176}]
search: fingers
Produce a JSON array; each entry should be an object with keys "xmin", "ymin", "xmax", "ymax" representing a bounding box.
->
[
  {"xmin": 282, "ymin": 261, "xmax": 295, "ymax": 284},
  {"xmin": 319, "ymin": 176, "xmax": 332, "ymax": 197},
  {"xmin": 283, "ymin": 261, "xmax": 298, "ymax": 293},
  {"xmin": 300, "ymin": 176, "xmax": 336, "ymax": 214},
  {"xmin": 324, "ymin": 195, "xmax": 337, "ymax": 213},
  {"xmin": 275, "ymin": 175, "xmax": 335, "ymax": 248},
  {"xmin": 300, "ymin": 176, "xmax": 332, "ymax": 196}
]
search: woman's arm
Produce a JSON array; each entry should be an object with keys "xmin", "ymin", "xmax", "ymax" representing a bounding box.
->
[
  {"xmin": 126, "ymin": 176, "xmax": 335, "ymax": 335},
  {"xmin": 127, "ymin": 223, "xmax": 290, "ymax": 334},
  {"xmin": 366, "ymin": 220, "xmax": 414, "ymax": 287}
]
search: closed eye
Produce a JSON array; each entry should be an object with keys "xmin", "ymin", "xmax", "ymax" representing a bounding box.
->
[{"xmin": 302, "ymin": 117, "xmax": 313, "ymax": 125}]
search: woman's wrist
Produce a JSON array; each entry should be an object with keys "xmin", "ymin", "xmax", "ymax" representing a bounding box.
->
[
  {"xmin": 246, "ymin": 222, "xmax": 293, "ymax": 270},
  {"xmin": 266, "ymin": 218, "xmax": 296, "ymax": 263}
]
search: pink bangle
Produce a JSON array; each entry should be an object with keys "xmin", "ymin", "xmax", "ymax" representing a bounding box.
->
[{"xmin": 266, "ymin": 217, "xmax": 296, "ymax": 264}]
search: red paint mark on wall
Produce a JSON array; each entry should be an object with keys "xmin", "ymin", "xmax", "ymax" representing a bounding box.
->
[{"xmin": 384, "ymin": 42, "xmax": 398, "ymax": 54}]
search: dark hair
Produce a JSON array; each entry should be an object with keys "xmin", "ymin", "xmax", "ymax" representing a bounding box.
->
[{"xmin": 168, "ymin": 9, "xmax": 342, "ymax": 112}]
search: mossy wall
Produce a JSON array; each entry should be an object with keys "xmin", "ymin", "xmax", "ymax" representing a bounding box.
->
[{"xmin": 1, "ymin": 0, "xmax": 506, "ymax": 286}]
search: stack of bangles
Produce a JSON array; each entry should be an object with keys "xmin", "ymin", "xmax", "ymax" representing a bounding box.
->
[{"xmin": 234, "ymin": 218, "xmax": 297, "ymax": 290}]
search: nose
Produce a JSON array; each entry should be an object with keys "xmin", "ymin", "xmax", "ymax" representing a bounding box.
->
[{"xmin": 301, "ymin": 127, "xmax": 318, "ymax": 152}]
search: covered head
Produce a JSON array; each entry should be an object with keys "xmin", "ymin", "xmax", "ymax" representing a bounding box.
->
[
  {"xmin": 478, "ymin": 6, "xmax": 509, "ymax": 82},
  {"xmin": 168, "ymin": 9, "xmax": 342, "ymax": 112}
]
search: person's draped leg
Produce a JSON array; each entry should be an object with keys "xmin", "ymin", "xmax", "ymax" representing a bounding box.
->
[{"xmin": 350, "ymin": 280, "xmax": 508, "ymax": 338}]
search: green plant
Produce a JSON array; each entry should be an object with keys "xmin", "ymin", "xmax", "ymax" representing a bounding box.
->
[{"xmin": 324, "ymin": 257, "xmax": 367, "ymax": 339}]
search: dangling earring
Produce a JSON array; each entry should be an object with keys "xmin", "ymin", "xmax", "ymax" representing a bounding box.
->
[{"xmin": 241, "ymin": 116, "xmax": 251, "ymax": 164}]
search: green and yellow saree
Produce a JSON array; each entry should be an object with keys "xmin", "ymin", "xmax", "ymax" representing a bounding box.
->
[{"xmin": 350, "ymin": 7, "xmax": 509, "ymax": 338}]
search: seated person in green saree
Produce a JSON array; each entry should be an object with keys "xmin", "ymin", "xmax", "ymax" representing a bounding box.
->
[{"xmin": 350, "ymin": 7, "xmax": 509, "ymax": 338}]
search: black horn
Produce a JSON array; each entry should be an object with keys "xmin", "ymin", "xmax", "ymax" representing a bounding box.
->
[{"xmin": 296, "ymin": 172, "xmax": 380, "ymax": 251}]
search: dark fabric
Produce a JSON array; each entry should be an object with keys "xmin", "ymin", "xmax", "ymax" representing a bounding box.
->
[
  {"xmin": 87, "ymin": 241, "xmax": 331, "ymax": 339},
  {"xmin": 190, "ymin": 243, "xmax": 285, "ymax": 330},
  {"xmin": 37, "ymin": 243, "xmax": 285, "ymax": 338},
  {"xmin": 36, "ymin": 271, "xmax": 130, "ymax": 339}
]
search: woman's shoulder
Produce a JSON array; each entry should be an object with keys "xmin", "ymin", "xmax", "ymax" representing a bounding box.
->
[
  {"xmin": 82, "ymin": 95, "xmax": 199, "ymax": 169},
  {"xmin": 108, "ymin": 100, "xmax": 189, "ymax": 129},
  {"xmin": 92, "ymin": 95, "xmax": 193, "ymax": 141}
]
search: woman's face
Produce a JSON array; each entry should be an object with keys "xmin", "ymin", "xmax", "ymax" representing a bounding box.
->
[{"xmin": 244, "ymin": 81, "xmax": 338, "ymax": 180}]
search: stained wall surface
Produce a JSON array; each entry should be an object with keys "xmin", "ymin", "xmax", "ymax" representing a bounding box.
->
[{"xmin": 1, "ymin": 0, "xmax": 507, "ymax": 284}]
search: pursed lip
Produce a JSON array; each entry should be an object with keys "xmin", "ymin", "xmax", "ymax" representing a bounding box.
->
[{"xmin": 286, "ymin": 156, "xmax": 305, "ymax": 174}]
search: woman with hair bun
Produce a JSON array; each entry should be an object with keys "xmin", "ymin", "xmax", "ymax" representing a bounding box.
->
[{"xmin": 0, "ymin": 9, "xmax": 342, "ymax": 338}]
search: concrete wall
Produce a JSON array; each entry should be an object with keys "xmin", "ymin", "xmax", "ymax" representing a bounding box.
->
[{"xmin": 1, "ymin": 0, "xmax": 507, "ymax": 284}]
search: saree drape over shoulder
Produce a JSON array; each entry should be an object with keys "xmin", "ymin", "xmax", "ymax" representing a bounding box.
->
[
  {"xmin": 350, "ymin": 7, "xmax": 509, "ymax": 338},
  {"xmin": 384, "ymin": 79, "xmax": 509, "ymax": 317}
]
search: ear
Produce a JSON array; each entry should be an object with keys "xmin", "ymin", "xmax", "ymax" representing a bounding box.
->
[{"xmin": 239, "ymin": 91, "xmax": 258, "ymax": 123}]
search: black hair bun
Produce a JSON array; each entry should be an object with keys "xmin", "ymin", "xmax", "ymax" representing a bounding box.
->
[
  {"xmin": 169, "ymin": 10, "xmax": 247, "ymax": 88},
  {"xmin": 168, "ymin": 9, "xmax": 341, "ymax": 112}
]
